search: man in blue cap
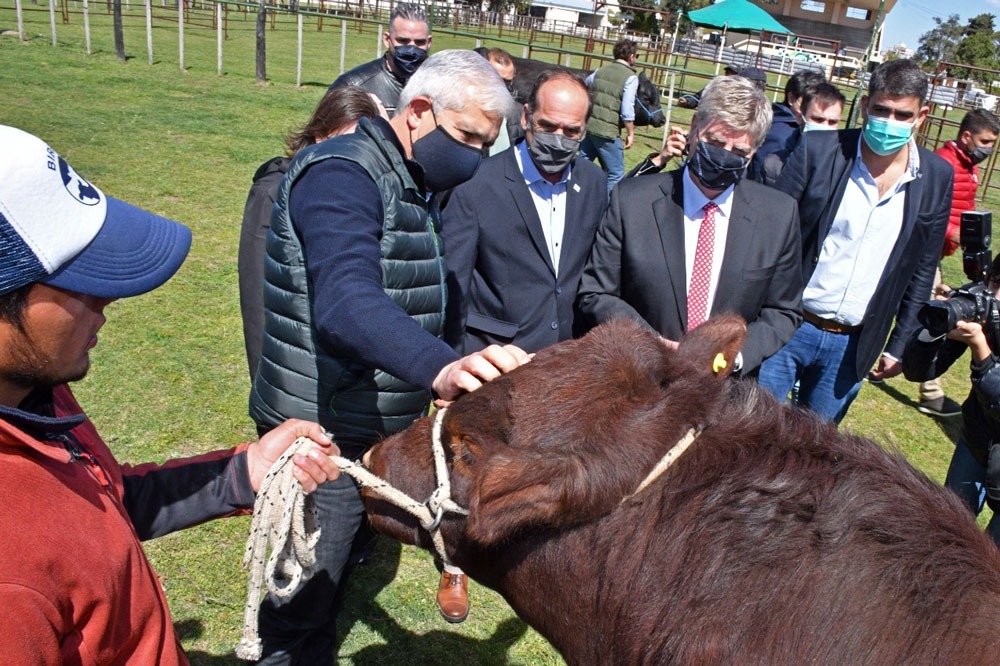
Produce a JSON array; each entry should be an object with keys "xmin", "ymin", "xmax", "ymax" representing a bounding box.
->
[{"xmin": 0, "ymin": 125, "xmax": 340, "ymax": 665}]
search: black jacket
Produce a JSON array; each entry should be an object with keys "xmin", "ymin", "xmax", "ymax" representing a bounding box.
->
[
  {"xmin": 774, "ymin": 129, "xmax": 953, "ymax": 382},
  {"xmin": 903, "ymin": 318, "xmax": 1000, "ymax": 464},
  {"xmin": 577, "ymin": 168, "xmax": 803, "ymax": 374},
  {"xmin": 238, "ymin": 155, "xmax": 290, "ymax": 383},
  {"xmin": 329, "ymin": 56, "xmax": 405, "ymax": 116}
]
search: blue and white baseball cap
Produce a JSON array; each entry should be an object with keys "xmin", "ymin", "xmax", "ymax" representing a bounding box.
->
[{"xmin": 0, "ymin": 125, "xmax": 192, "ymax": 298}]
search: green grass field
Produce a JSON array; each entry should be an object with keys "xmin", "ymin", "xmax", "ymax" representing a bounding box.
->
[{"xmin": 1, "ymin": 3, "xmax": 996, "ymax": 664}]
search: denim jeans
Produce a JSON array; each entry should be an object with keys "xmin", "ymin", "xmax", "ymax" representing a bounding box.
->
[
  {"xmin": 943, "ymin": 439, "xmax": 1000, "ymax": 545},
  {"xmin": 255, "ymin": 467, "xmax": 377, "ymax": 664},
  {"xmin": 758, "ymin": 321, "xmax": 864, "ymax": 424},
  {"xmin": 945, "ymin": 439, "xmax": 988, "ymax": 514},
  {"xmin": 580, "ymin": 134, "xmax": 625, "ymax": 193}
]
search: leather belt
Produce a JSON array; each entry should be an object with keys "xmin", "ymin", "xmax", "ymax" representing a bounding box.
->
[{"xmin": 803, "ymin": 310, "xmax": 862, "ymax": 334}]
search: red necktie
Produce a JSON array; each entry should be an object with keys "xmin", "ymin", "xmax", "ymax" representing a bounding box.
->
[{"xmin": 687, "ymin": 201, "xmax": 717, "ymax": 330}]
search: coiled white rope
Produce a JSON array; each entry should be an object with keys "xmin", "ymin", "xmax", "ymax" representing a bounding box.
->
[{"xmin": 236, "ymin": 408, "xmax": 465, "ymax": 661}]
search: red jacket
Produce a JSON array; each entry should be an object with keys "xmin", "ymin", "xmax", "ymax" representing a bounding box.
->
[
  {"xmin": 0, "ymin": 385, "xmax": 254, "ymax": 665},
  {"xmin": 935, "ymin": 140, "xmax": 979, "ymax": 256}
]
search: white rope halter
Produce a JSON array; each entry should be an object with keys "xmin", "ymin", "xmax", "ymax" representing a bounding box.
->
[
  {"xmin": 621, "ymin": 427, "xmax": 700, "ymax": 503},
  {"xmin": 235, "ymin": 408, "xmax": 700, "ymax": 660},
  {"xmin": 235, "ymin": 407, "xmax": 465, "ymax": 660}
]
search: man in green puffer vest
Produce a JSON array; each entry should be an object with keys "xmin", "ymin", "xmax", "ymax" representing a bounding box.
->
[
  {"xmin": 581, "ymin": 38, "xmax": 639, "ymax": 193},
  {"xmin": 249, "ymin": 49, "xmax": 528, "ymax": 664}
]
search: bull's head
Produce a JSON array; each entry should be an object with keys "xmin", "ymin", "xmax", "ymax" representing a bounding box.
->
[
  {"xmin": 362, "ymin": 316, "xmax": 746, "ymax": 564},
  {"xmin": 634, "ymin": 72, "xmax": 666, "ymax": 128}
]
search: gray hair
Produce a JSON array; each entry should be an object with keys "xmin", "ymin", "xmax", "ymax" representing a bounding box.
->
[
  {"xmin": 398, "ymin": 49, "xmax": 517, "ymax": 119},
  {"xmin": 390, "ymin": 2, "xmax": 429, "ymax": 30},
  {"xmin": 693, "ymin": 75, "xmax": 773, "ymax": 149}
]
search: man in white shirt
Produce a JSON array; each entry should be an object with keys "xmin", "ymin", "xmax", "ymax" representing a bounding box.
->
[{"xmin": 758, "ymin": 58, "xmax": 953, "ymax": 423}]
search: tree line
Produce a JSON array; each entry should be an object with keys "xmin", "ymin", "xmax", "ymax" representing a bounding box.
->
[{"xmin": 916, "ymin": 13, "xmax": 1000, "ymax": 83}]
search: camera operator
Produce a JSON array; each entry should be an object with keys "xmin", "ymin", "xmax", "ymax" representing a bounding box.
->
[{"xmin": 903, "ymin": 255, "xmax": 1000, "ymax": 545}]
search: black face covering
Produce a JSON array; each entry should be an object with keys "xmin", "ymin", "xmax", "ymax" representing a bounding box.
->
[
  {"xmin": 969, "ymin": 144, "xmax": 994, "ymax": 166},
  {"xmin": 687, "ymin": 140, "xmax": 750, "ymax": 191},
  {"xmin": 411, "ymin": 123, "xmax": 482, "ymax": 192},
  {"xmin": 389, "ymin": 44, "xmax": 428, "ymax": 78}
]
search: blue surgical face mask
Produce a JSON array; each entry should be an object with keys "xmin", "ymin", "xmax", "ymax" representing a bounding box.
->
[{"xmin": 863, "ymin": 115, "xmax": 914, "ymax": 156}]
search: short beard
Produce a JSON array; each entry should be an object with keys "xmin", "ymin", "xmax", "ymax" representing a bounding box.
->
[{"xmin": 2, "ymin": 333, "xmax": 89, "ymax": 400}]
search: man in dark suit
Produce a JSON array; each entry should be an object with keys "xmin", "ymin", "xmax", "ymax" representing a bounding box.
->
[
  {"xmin": 443, "ymin": 69, "xmax": 607, "ymax": 354},
  {"xmin": 577, "ymin": 75, "xmax": 803, "ymax": 375},
  {"xmin": 758, "ymin": 59, "xmax": 953, "ymax": 423}
]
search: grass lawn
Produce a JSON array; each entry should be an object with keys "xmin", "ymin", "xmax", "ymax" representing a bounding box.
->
[{"xmin": 1, "ymin": 3, "xmax": 996, "ymax": 664}]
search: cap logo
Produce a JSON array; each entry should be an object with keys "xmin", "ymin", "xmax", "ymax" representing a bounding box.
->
[{"xmin": 58, "ymin": 156, "xmax": 101, "ymax": 206}]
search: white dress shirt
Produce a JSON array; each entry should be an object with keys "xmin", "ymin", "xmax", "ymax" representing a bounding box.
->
[
  {"xmin": 515, "ymin": 141, "xmax": 572, "ymax": 276},
  {"xmin": 803, "ymin": 136, "xmax": 920, "ymax": 325}
]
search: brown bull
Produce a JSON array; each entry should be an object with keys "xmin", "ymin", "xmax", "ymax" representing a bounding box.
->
[{"xmin": 362, "ymin": 317, "xmax": 1000, "ymax": 665}]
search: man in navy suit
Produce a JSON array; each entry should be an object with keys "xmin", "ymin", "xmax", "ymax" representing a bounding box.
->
[
  {"xmin": 758, "ymin": 59, "xmax": 953, "ymax": 423},
  {"xmin": 442, "ymin": 69, "xmax": 607, "ymax": 354},
  {"xmin": 577, "ymin": 75, "xmax": 803, "ymax": 376}
]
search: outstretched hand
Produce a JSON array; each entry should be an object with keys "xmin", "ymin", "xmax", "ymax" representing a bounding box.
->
[
  {"xmin": 247, "ymin": 419, "xmax": 340, "ymax": 493},
  {"xmin": 868, "ymin": 355, "xmax": 903, "ymax": 382},
  {"xmin": 432, "ymin": 344, "xmax": 532, "ymax": 405}
]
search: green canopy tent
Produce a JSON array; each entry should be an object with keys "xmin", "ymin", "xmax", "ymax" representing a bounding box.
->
[{"xmin": 686, "ymin": 0, "xmax": 791, "ymax": 34}]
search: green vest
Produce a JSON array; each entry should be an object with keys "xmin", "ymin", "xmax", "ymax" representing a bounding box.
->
[
  {"xmin": 248, "ymin": 118, "xmax": 444, "ymax": 449},
  {"xmin": 588, "ymin": 60, "xmax": 635, "ymax": 140}
]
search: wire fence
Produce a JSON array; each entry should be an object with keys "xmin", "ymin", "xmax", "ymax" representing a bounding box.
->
[{"xmin": 6, "ymin": 0, "xmax": 998, "ymax": 197}]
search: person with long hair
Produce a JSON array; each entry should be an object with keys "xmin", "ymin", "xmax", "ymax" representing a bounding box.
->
[{"xmin": 238, "ymin": 87, "xmax": 384, "ymax": 386}]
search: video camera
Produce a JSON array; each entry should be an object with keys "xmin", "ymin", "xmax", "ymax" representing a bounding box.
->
[
  {"xmin": 961, "ymin": 210, "xmax": 993, "ymax": 283},
  {"xmin": 917, "ymin": 211, "xmax": 997, "ymax": 336}
]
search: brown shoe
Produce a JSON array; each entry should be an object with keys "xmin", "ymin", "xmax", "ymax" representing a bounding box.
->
[{"xmin": 436, "ymin": 570, "xmax": 470, "ymax": 623}]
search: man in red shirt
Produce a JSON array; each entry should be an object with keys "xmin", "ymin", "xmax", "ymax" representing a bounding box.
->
[{"xmin": 0, "ymin": 125, "xmax": 340, "ymax": 665}]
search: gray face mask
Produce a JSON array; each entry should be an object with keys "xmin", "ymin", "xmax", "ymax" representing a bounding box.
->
[
  {"xmin": 969, "ymin": 144, "xmax": 994, "ymax": 165},
  {"xmin": 527, "ymin": 130, "xmax": 581, "ymax": 175}
]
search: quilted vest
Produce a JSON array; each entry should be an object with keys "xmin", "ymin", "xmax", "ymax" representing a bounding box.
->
[
  {"xmin": 248, "ymin": 118, "xmax": 444, "ymax": 448},
  {"xmin": 588, "ymin": 60, "xmax": 635, "ymax": 140}
]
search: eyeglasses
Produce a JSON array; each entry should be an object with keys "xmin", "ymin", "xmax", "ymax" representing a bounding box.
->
[{"xmin": 528, "ymin": 114, "xmax": 585, "ymax": 141}]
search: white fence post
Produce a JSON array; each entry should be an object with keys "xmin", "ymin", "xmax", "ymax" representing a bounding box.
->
[
  {"xmin": 179, "ymin": 0, "xmax": 185, "ymax": 71},
  {"xmin": 339, "ymin": 19, "xmax": 346, "ymax": 75},
  {"xmin": 296, "ymin": 13, "xmax": 303, "ymax": 87},
  {"xmin": 83, "ymin": 0, "xmax": 92, "ymax": 54},
  {"xmin": 217, "ymin": 1, "xmax": 223, "ymax": 74},
  {"xmin": 15, "ymin": 0, "xmax": 24, "ymax": 43},
  {"xmin": 49, "ymin": 0, "xmax": 58, "ymax": 45},
  {"xmin": 145, "ymin": 0, "xmax": 153, "ymax": 64}
]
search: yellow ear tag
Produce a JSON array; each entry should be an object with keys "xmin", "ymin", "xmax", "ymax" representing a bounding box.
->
[{"xmin": 712, "ymin": 353, "xmax": 728, "ymax": 374}]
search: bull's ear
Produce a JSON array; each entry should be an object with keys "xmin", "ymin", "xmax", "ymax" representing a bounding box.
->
[
  {"xmin": 677, "ymin": 314, "xmax": 747, "ymax": 378},
  {"xmin": 465, "ymin": 450, "xmax": 621, "ymax": 545}
]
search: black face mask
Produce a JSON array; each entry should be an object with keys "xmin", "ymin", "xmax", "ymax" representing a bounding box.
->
[
  {"xmin": 968, "ymin": 144, "xmax": 993, "ymax": 166},
  {"xmin": 687, "ymin": 141, "xmax": 750, "ymax": 191},
  {"xmin": 389, "ymin": 44, "xmax": 428, "ymax": 78},
  {"xmin": 411, "ymin": 122, "xmax": 483, "ymax": 192}
]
